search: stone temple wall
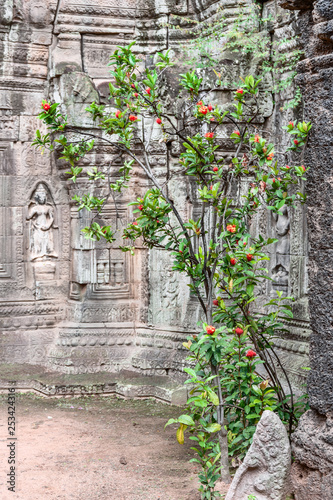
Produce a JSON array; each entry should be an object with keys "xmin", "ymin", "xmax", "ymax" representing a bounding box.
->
[
  {"xmin": 0, "ymin": 0, "xmax": 310, "ymax": 392},
  {"xmin": 279, "ymin": 0, "xmax": 333, "ymax": 497}
]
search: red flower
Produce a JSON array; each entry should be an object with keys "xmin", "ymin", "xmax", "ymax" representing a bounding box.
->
[
  {"xmin": 246, "ymin": 253, "xmax": 253, "ymax": 262},
  {"xmin": 197, "ymin": 101, "xmax": 203, "ymax": 106},
  {"xmin": 199, "ymin": 106, "xmax": 208, "ymax": 115},
  {"xmin": 205, "ymin": 132, "xmax": 214, "ymax": 139},
  {"xmin": 227, "ymin": 224, "xmax": 236, "ymax": 233},
  {"xmin": 210, "ymin": 185, "xmax": 213, "ymax": 190},
  {"xmin": 206, "ymin": 325, "xmax": 216, "ymax": 335},
  {"xmin": 213, "ymin": 299, "xmax": 219, "ymax": 306},
  {"xmin": 230, "ymin": 257, "xmax": 236, "ymax": 266},
  {"xmin": 138, "ymin": 205, "xmax": 143, "ymax": 211},
  {"xmin": 129, "ymin": 115, "xmax": 138, "ymax": 122},
  {"xmin": 146, "ymin": 88, "xmax": 151, "ymax": 95},
  {"xmin": 43, "ymin": 103, "xmax": 50, "ymax": 111},
  {"xmin": 210, "ymin": 117, "xmax": 215, "ymax": 122},
  {"xmin": 208, "ymin": 104, "xmax": 213, "ymax": 111},
  {"xmin": 285, "ymin": 165, "xmax": 290, "ymax": 169},
  {"xmin": 233, "ymin": 130, "xmax": 240, "ymax": 136},
  {"xmin": 267, "ymin": 153, "xmax": 274, "ymax": 161},
  {"xmin": 156, "ymin": 118, "xmax": 162, "ymax": 125},
  {"xmin": 213, "ymin": 166, "xmax": 218, "ymax": 172},
  {"xmin": 272, "ymin": 178, "xmax": 276, "ymax": 183},
  {"xmin": 246, "ymin": 349, "xmax": 256, "ymax": 358},
  {"xmin": 235, "ymin": 327, "xmax": 243, "ymax": 336},
  {"xmin": 134, "ymin": 93, "xmax": 138, "ymax": 97},
  {"xmin": 254, "ymin": 134, "xmax": 260, "ymax": 143},
  {"xmin": 131, "ymin": 84, "xmax": 135, "ymax": 89},
  {"xmin": 289, "ymin": 121, "xmax": 294, "ymax": 128},
  {"xmin": 301, "ymin": 165, "xmax": 306, "ymax": 172},
  {"xmin": 294, "ymin": 139, "xmax": 299, "ymax": 145},
  {"xmin": 133, "ymin": 221, "xmax": 138, "ymax": 225},
  {"xmin": 236, "ymin": 89, "xmax": 244, "ymax": 95},
  {"xmin": 189, "ymin": 87, "xmax": 193, "ymax": 91}
]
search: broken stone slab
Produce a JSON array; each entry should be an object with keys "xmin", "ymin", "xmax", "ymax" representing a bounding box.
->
[{"xmin": 225, "ymin": 410, "xmax": 291, "ymax": 500}]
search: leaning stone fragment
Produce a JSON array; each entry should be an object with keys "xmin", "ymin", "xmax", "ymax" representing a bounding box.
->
[{"xmin": 225, "ymin": 410, "xmax": 291, "ymax": 500}]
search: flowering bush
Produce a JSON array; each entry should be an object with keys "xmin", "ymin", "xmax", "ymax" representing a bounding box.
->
[{"xmin": 33, "ymin": 42, "xmax": 311, "ymax": 498}]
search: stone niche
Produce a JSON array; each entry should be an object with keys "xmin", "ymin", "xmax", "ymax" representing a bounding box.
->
[{"xmin": 0, "ymin": 0, "xmax": 310, "ymax": 393}]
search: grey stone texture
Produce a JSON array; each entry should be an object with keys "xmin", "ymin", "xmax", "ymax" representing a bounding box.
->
[
  {"xmin": 291, "ymin": 410, "xmax": 333, "ymax": 499},
  {"xmin": 0, "ymin": 1, "xmax": 310, "ymax": 392},
  {"xmin": 279, "ymin": 0, "xmax": 333, "ymax": 496},
  {"xmin": 225, "ymin": 410, "xmax": 291, "ymax": 500}
]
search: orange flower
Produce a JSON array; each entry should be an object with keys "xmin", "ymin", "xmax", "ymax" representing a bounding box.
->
[{"xmin": 227, "ymin": 224, "xmax": 236, "ymax": 233}]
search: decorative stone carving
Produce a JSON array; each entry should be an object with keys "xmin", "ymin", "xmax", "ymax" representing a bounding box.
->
[
  {"xmin": 26, "ymin": 183, "xmax": 58, "ymax": 282},
  {"xmin": 26, "ymin": 183, "xmax": 57, "ymax": 261},
  {"xmin": 0, "ymin": 0, "xmax": 312, "ymax": 394},
  {"xmin": 0, "ymin": 0, "xmax": 13, "ymax": 25},
  {"xmin": 271, "ymin": 206, "xmax": 290, "ymax": 293},
  {"xmin": 225, "ymin": 410, "xmax": 291, "ymax": 500}
]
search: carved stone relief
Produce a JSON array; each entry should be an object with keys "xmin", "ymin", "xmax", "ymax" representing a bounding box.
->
[
  {"xmin": 0, "ymin": 0, "xmax": 312, "ymax": 394},
  {"xmin": 25, "ymin": 183, "xmax": 58, "ymax": 282},
  {"xmin": 271, "ymin": 206, "xmax": 290, "ymax": 294}
]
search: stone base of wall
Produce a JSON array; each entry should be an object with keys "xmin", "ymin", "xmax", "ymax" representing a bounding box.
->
[
  {"xmin": 291, "ymin": 410, "xmax": 333, "ymax": 500},
  {"xmin": 0, "ymin": 363, "xmax": 188, "ymax": 405}
]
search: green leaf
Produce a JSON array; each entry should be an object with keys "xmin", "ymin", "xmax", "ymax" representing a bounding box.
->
[
  {"xmin": 178, "ymin": 415, "xmax": 195, "ymax": 426},
  {"xmin": 205, "ymin": 423, "xmax": 221, "ymax": 433}
]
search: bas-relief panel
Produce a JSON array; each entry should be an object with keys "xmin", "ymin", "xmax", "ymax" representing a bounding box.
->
[{"xmin": 0, "ymin": 0, "xmax": 311, "ymax": 389}]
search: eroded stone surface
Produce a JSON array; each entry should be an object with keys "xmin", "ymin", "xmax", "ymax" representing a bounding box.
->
[
  {"xmin": 291, "ymin": 410, "xmax": 333, "ymax": 499},
  {"xmin": 0, "ymin": 0, "xmax": 310, "ymax": 392},
  {"xmin": 279, "ymin": 0, "xmax": 333, "ymax": 495},
  {"xmin": 225, "ymin": 411, "xmax": 291, "ymax": 500}
]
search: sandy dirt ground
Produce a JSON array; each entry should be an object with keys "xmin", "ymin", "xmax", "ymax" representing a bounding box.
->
[{"xmin": 0, "ymin": 393, "xmax": 230, "ymax": 500}]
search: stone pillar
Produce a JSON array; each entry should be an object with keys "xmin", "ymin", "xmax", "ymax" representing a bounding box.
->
[{"xmin": 280, "ymin": 0, "xmax": 333, "ymax": 497}]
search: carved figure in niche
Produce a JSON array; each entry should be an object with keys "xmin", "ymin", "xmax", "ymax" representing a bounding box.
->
[
  {"xmin": 271, "ymin": 205, "xmax": 290, "ymax": 292},
  {"xmin": 156, "ymin": 266, "xmax": 181, "ymax": 325},
  {"xmin": 26, "ymin": 184, "xmax": 57, "ymax": 261}
]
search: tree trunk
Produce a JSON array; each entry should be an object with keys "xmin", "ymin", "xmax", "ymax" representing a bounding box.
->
[
  {"xmin": 211, "ymin": 363, "xmax": 231, "ymax": 483},
  {"xmin": 219, "ymin": 429, "xmax": 231, "ymax": 483}
]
